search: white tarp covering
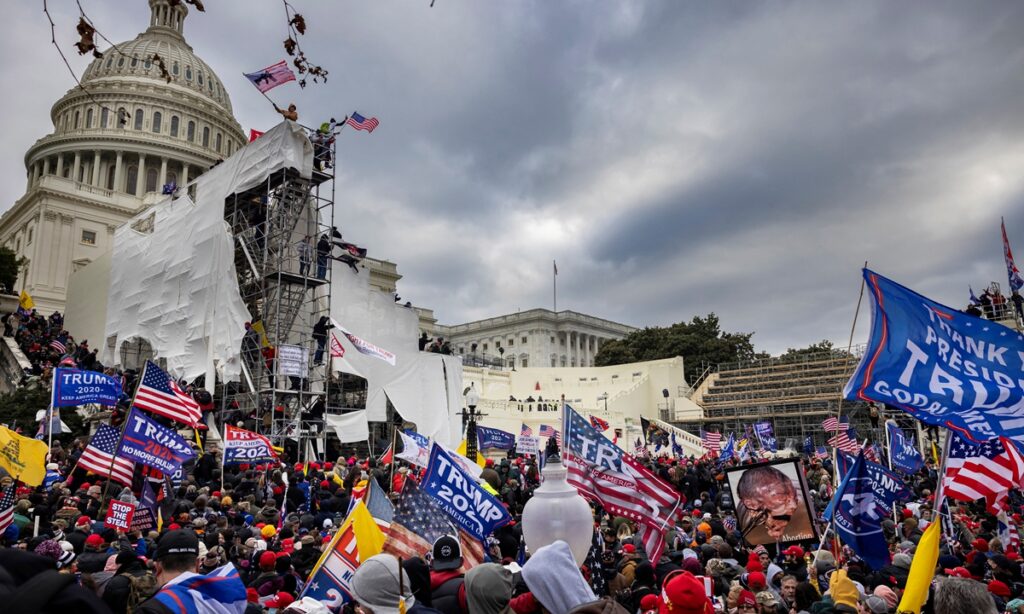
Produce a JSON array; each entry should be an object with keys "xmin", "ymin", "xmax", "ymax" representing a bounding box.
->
[
  {"xmin": 102, "ymin": 121, "xmax": 313, "ymax": 383},
  {"xmin": 329, "ymin": 262, "xmax": 462, "ymax": 446},
  {"xmin": 325, "ymin": 410, "xmax": 370, "ymax": 443}
]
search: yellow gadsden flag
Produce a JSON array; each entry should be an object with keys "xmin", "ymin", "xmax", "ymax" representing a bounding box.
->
[
  {"xmin": 0, "ymin": 425, "xmax": 48, "ymax": 486},
  {"xmin": 897, "ymin": 518, "xmax": 941, "ymax": 614},
  {"xmin": 18, "ymin": 290, "xmax": 34, "ymax": 312}
]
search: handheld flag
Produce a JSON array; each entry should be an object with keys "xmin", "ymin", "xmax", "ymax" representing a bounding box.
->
[
  {"xmin": 477, "ymin": 425, "xmax": 515, "ymax": 450},
  {"xmin": 152, "ymin": 563, "xmax": 247, "ymax": 614},
  {"xmin": 422, "ymin": 443, "xmax": 510, "ymax": 541},
  {"xmin": 378, "ymin": 442, "xmax": 394, "ymax": 465},
  {"xmin": 845, "ymin": 269, "xmax": 1024, "ymax": 442},
  {"xmin": 943, "ymin": 433, "xmax": 1024, "ymax": 513},
  {"xmin": 896, "ymin": 520, "xmax": 941, "ymax": 614},
  {"xmin": 754, "ymin": 422, "xmax": 777, "ymax": 452},
  {"xmin": 78, "ymin": 424, "xmax": 135, "ymax": 486},
  {"xmin": 119, "ymin": 408, "xmax": 196, "ymax": 475},
  {"xmin": 0, "ymin": 425, "xmax": 48, "ymax": 486},
  {"xmin": 886, "ymin": 421, "xmax": 923, "ymax": 474},
  {"xmin": 562, "ymin": 404, "xmax": 682, "ymax": 563},
  {"xmin": 301, "ymin": 500, "xmax": 385, "ymax": 609},
  {"xmin": 345, "ymin": 112, "xmax": 380, "ymax": 133},
  {"xmin": 244, "ymin": 60, "xmax": 296, "ymax": 93},
  {"xmin": 0, "ymin": 485, "xmax": 17, "ymax": 533},
  {"xmin": 17, "ymin": 290, "xmax": 33, "ymax": 313},
  {"xmin": 333, "ymin": 322, "xmax": 396, "ymax": 365},
  {"xmin": 223, "ymin": 425, "xmax": 278, "ymax": 464},
  {"xmin": 589, "ymin": 415, "xmax": 610, "ymax": 432},
  {"xmin": 52, "ymin": 368, "xmax": 123, "ymax": 407},
  {"xmin": 701, "ymin": 429, "xmax": 722, "ymax": 452},
  {"xmin": 396, "ymin": 430, "xmax": 430, "ymax": 468},
  {"xmin": 720, "ymin": 434, "xmax": 736, "ymax": 461},
  {"xmin": 134, "ymin": 360, "xmax": 202, "ymax": 426},
  {"xmin": 383, "ymin": 479, "xmax": 456, "ymax": 561},
  {"xmin": 823, "ymin": 451, "xmax": 906, "ymax": 569},
  {"xmin": 1003, "ymin": 218, "xmax": 1024, "ymax": 292}
]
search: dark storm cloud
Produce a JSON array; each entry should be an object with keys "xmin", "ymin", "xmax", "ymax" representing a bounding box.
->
[{"xmin": 3, "ymin": 1, "xmax": 1024, "ymax": 354}]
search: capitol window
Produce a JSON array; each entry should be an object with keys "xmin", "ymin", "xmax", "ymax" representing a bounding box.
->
[
  {"xmin": 85, "ymin": 108, "xmax": 93, "ymax": 128},
  {"xmin": 185, "ymin": 66, "xmax": 192, "ymax": 81},
  {"xmin": 118, "ymin": 57, "xmax": 125, "ymax": 68},
  {"xmin": 170, "ymin": 115, "xmax": 179, "ymax": 137},
  {"xmin": 198, "ymin": 72, "xmax": 204, "ymax": 86},
  {"xmin": 146, "ymin": 168, "xmax": 158, "ymax": 193},
  {"xmin": 172, "ymin": 61, "xmax": 179, "ymax": 76},
  {"xmin": 215, "ymin": 133, "xmax": 222, "ymax": 152},
  {"xmin": 152, "ymin": 111, "xmax": 162, "ymax": 133},
  {"xmin": 202, "ymin": 126, "xmax": 210, "ymax": 147},
  {"xmin": 187, "ymin": 121, "xmax": 195, "ymax": 142},
  {"xmin": 144, "ymin": 58, "xmax": 152, "ymax": 69},
  {"xmin": 126, "ymin": 165, "xmax": 138, "ymax": 193},
  {"xmin": 81, "ymin": 230, "xmax": 97, "ymax": 246},
  {"xmin": 131, "ymin": 57, "xmax": 138, "ymax": 67},
  {"xmin": 101, "ymin": 107, "xmax": 109, "ymax": 128},
  {"xmin": 134, "ymin": 109, "xmax": 144, "ymax": 130},
  {"xmin": 73, "ymin": 110, "xmax": 80, "ymax": 129}
]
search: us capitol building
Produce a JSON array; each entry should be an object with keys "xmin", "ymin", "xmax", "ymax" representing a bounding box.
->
[
  {"xmin": 3, "ymin": 0, "xmax": 638, "ymax": 374},
  {"xmin": 1, "ymin": 0, "xmax": 244, "ymax": 313}
]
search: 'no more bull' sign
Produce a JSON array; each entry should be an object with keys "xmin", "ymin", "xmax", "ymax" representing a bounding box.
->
[{"xmin": 422, "ymin": 443, "xmax": 510, "ymax": 541}]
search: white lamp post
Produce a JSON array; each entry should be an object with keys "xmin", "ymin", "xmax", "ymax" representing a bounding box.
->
[{"xmin": 520, "ymin": 456, "xmax": 594, "ymax": 566}]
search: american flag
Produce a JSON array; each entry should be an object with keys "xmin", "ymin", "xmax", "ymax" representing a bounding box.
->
[
  {"xmin": 944, "ymin": 433, "xmax": 1024, "ymax": 514},
  {"xmin": 244, "ymin": 60, "xmax": 296, "ymax": 93},
  {"xmin": 0, "ymin": 484, "xmax": 16, "ymax": 533},
  {"xmin": 589, "ymin": 415, "xmax": 610, "ymax": 432},
  {"xmin": 78, "ymin": 424, "xmax": 135, "ymax": 486},
  {"xmin": 134, "ymin": 361, "xmax": 201, "ymax": 426},
  {"xmin": 49, "ymin": 336, "xmax": 67, "ymax": 354},
  {"xmin": 701, "ymin": 430, "xmax": 722, "ymax": 451},
  {"xmin": 828, "ymin": 431, "xmax": 861, "ymax": 455},
  {"xmin": 562, "ymin": 405, "xmax": 681, "ymax": 563},
  {"xmin": 822, "ymin": 417, "xmax": 849, "ymax": 432},
  {"xmin": 459, "ymin": 530, "xmax": 485, "ymax": 569},
  {"xmin": 815, "ymin": 446, "xmax": 829, "ymax": 460},
  {"xmin": 539, "ymin": 424, "xmax": 562, "ymax": 445},
  {"xmin": 520, "ymin": 423, "xmax": 533, "ymax": 437},
  {"xmin": 383, "ymin": 479, "xmax": 456, "ymax": 561},
  {"xmin": 346, "ymin": 112, "xmax": 379, "ymax": 133}
]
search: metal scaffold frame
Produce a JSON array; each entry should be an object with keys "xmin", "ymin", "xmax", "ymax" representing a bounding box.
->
[{"xmin": 219, "ymin": 139, "xmax": 339, "ymax": 459}]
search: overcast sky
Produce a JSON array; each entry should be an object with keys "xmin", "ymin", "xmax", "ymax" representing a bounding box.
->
[{"xmin": 4, "ymin": 1, "xmax": 1024, "ymax": 354}]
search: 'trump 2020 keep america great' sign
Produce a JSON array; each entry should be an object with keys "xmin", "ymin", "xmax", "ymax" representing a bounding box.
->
[
  {"xmin": 845, "ymin": 269, "xmax": 1024, "ymax": 442},
  {"xmin": 422, "ymin": 443, "xmax": 510, "ymax": 541}
]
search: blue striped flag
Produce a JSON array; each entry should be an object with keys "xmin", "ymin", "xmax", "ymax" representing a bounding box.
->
[{"xmin": 152, "ymin": 563, "xmax": 247, "ymax": 614}]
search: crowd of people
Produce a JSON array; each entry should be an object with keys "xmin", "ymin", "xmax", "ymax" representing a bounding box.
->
[{"xmin": 0, "ymin": 312, "xmax": 1019, "ymax": 614}]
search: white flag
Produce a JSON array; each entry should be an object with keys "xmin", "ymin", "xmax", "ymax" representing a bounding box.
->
[
  {"xmin": 325, "ymin": 410, "xmax": 370, "ymax": 444},
  {"xmin": 396, "ymin": 431, "xmax": 430, "ymax": 468}
]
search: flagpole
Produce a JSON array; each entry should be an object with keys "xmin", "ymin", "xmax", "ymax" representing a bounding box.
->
[
  {"xmin": 831, "ymin": 261, "xmax": 869, "ymax": 499},
  {"xmin": 46, "ymin": 369, "xmax": 56, "ymax": 453},
  {"xmin": 553, "ymin": 260, "xmax": 557, "ymax": 312},
  {"xmin": 388, "ymin": 425, "xmax": 398, "ymax": 494},
  {"xmin": 220, "ymin": 425, "xmax": 226, "ymax": 493},
  {"xmin": 883, "ymin": 421, "xmax": 899, "ymax": 525},
  {"xmin": 100, "ymin": 365, "xmax": 147, "ymax": 507}
]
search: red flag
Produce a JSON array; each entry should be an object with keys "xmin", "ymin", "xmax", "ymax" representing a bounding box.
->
[
  {"xmin": 378, "ymin": 443, "xmax": 394, "ymax": 465},
  {"xmin": 248, "ymin": 129, "xmax": 265, "ymax": 142}
]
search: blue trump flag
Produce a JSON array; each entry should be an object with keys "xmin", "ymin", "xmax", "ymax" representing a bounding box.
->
[
  {"xmin": 118, "ymin": 408, "xmax": 196, "ymax": 475},
  {"xmin": 52, "ymin": 368, "xmax": 122, "ymax": 407},
  {"xmin": 886, "ymin": 421, "xmax": 924, "ymax": 474},
  {"xmin": 476, "ymin": 425, "xmax": 515, "ymax": 450},
  {"xmin": 720, "ymin": 434, "xmax": 736, "ymax": 461},
  {"xmin": 824, "ymin": 451, "xmax": 909, "ymax": 569},
  {"xmin": 845, "ymin": 269, "xmax": 1024, "ymax": 442},
  {"xmin": 803, "ymin": 436, "xmax": 815, "ymax": 456},
  {"xmin": 754, "ymin": 422, "xmax": 777, "ymax": 452},
  {"xmin": 422, "ymin": 442, "xmax": 511, "ymax": 541}
]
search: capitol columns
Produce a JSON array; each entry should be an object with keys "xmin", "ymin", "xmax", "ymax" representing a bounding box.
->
[
  {"xmin": 55, "ymin": 153, "xmax": 64, "ymax": 178},
  {"xmin": 91, "ymin": 150, "xmax": 102, "ymax": 187},
  {"xmin": 158, "ymin": 157, "xmax": 168, "ymax": 190},
  {"xmin": 114, "ymin": 151, "xmax": 124, "ymax": 193},
  {"xmin": 181, "ymin": 163, "xmax": 189, "ymax": 187},
  {"xmin": 72, "ymin": 152, "xmax": 81, "ymax": 184},
  {"xmin": 136, "ymin": 153, "xmax": 147, "ymax": 197}
]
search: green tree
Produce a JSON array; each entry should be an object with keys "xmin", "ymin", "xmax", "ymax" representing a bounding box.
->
[
  {"xmin": 779, "ymin": 339, "xmax": 850, "ymax": 361},
  {"xmin": 0, "ymin": 247, "xmax": 26, "ymax": 294},
  {"xmin": 594, "ymin": 313, "xmax": 760, "ymax": 381}
]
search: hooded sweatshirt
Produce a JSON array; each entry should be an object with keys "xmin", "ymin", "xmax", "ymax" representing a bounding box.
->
[
  {"xmin": 466, "ymin": 564, "xmax": 513, "ymax": 614},
  {"xmin": 522, "ymin": 541, "xmax": 596, "ymax": 614}
]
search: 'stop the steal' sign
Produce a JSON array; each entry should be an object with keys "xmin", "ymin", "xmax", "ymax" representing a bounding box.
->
[
  {"xmin": 845, "ymin": 269, "xmax": 1024, "ymax": 443},
  {"xmin": 52, "ymin": 368, "xmax": 122, "ymax": 407},
  {"xmin": 422, "ymin": 443, "xmax": 511, "ymax": 541},
  {"xmin": 105, "ymin": 500, "xmax": 136, "ymax": 531}
]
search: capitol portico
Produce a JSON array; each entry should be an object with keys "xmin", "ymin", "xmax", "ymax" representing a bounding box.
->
[{"xmin": 1, "ymin": 0, "xmax": 245, "ymax": 313}]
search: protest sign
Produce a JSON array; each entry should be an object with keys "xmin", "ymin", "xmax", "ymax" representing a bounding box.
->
[
  {"xmin": 516, "ymin": 435, "xmax": 539, "ymax": 456},
  {"xmin": 105, "ymin": 500, "xmax": 136, "ymax": 531}
]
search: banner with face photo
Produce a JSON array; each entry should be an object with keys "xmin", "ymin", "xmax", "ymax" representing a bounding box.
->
[{"xmin": 725, "ymin": 458, "xmax": 818, "ymax": 546}]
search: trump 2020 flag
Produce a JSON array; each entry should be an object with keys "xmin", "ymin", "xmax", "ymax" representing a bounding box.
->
[
  {"xmin": 301, "ymin": 500, "xmax": 385, "ymax": 610},
  {"xmin": 754, "ymin": 422, "xmax": 777, "ymax": 452},
  {"xmin": 477, "ymin": 425, "xmax": 515, "ymax": 450},
  {"xmin": 397, "ymin": 430, "xmax": 430, "ymax": 468},
  {"xmin": 422, "ymin": 443, "xmax": 511, "ymax": 541},
  {"xmin": 886, "ymin": 421, "xmax": 924, "ymax": 474},
  {"xmin": 844, "ymin": 268, "xmax": 1024, "ymax": 443},
  {"xmin": 824, "ymin": 451, "xmax": 907, "ymax": 570},
  {"xmin": 223, "ymin": 425, "xmax": 277, "ymax": 465},
  {"xmin": 52, "ymin": 368, "xmax": 122, "ymax": 407},
  {"xmin": 118, "ymin": 408, "xmax": 196, "ymax": 475}
]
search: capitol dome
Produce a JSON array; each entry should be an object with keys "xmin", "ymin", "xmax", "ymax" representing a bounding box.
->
[{"xmin": 23, "ymin": 0, "xmax": 245, "ymax": 200}]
